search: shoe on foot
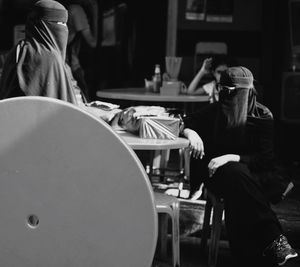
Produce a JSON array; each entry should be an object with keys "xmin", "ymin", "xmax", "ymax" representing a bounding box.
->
[{"xmin": 263, "ymin": 234, "xmax": 298, "ymax": 266}]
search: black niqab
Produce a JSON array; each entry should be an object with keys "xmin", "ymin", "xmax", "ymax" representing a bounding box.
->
[{"xmin": 0, "ymin": 0, "xmax": 77, "ymax": 104}]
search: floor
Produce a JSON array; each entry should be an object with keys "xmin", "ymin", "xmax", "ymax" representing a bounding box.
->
[{"xmin": 150, "ymin": 157, "xmax": 300, "ymax": 267}]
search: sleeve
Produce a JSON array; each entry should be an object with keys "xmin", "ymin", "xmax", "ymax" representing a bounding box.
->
[
  {"xmin": 70, "ymin": 5, "xmax": 90, "ymax": 33},
  {"xmin": 239, "ymin": 118, "xmax": 275, "ymax": 171},
  {"xmin": 182, "ymin": 103, "xmax": 217, "ymax": 134},
  {"xmin": 202, "ymin": 81, "xmax": 215, "ymax": 96}
]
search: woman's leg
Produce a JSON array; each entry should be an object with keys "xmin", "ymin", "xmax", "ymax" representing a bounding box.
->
[
  {"xmin": 189, "ymin": 156, "xmax": 208, "ymax": 195},
  {"xmin": 205, "ymin": 162, "xmax": 282, "ymax": 265}
]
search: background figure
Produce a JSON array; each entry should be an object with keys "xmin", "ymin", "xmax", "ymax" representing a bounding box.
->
[
  {"xmin": 0, "ymin": 0, "xmax": 77, "ymax": 104},
  {"xmin": 187, "ymin": 56, "xmax": 232, "ymax": 103},
  {"xmin": 63, "ymin": 0, "xmax": 98, "ymax": 102},
  {"xmin": 182, "ymin": 66, "xmax": 297, "ymax": 266}
]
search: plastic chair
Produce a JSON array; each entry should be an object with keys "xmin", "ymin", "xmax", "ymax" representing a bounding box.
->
[
  {"xmin": 200, "ymin": 188, "xmax": 224, "ymax": 267},
  {"xmin": 194, "ymin": 41, "xmax": 228, "ymax": 74},
  {"xmin": 155, "ymin": 192, "xmax": 180, "ymax": 267},
  {"xmin": 0, "ymin": 96, "xmax": 158, "ymax": 267}
]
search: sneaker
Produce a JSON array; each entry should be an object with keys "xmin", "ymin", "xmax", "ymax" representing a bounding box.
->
[{"xmin": 263, "ymin": 234, "xmax": 298, "ymax": 266}]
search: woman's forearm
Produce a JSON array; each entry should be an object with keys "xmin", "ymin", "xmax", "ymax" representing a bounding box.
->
[
  {"xmin": 187, "ymin": 70, "xmax": 206, "ymax": 94},
  {"xmin": 226, "ymin": 154, "xmax": 241, "ymax": 162}
]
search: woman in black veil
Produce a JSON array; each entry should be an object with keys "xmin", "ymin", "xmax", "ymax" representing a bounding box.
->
[
  {"xmin": 0, "ymin": 0, "xmax": 78, "ymax": 104},
  {"xmin": 182, "ymin": 66, "xmax": 297, "ymax": 266}
]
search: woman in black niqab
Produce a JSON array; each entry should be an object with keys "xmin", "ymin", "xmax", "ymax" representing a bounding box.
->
[
  {"xmin": 182, "ymin": 66, "xmax": 297, "ymax": 266},
  {"xmin": 0, "ymin": 0, "xmax": 77, "ymax": 104}
]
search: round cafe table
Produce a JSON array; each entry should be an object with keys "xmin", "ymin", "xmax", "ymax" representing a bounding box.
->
[
  {"xmin": 117, "ymin": 130, "xmax": 191, "ymax": 187},
  {"xmin": 0, "ymin": 97, "xmax": 157, "ymax": 267},
  {"xmin": 96, "ymin": 87, "xmax": 210, "ymax": 116},
  {"xmin": 117, "ymin": 130, "xmax": 189, "ymax": 150},
  {"xmin": 96, "ymin": 87, "xmax": 210, "ymax": 103}
]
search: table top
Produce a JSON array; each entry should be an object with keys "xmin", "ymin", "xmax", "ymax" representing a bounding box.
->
[
  {"xmin": 0, "ymin": 97, "xmax": 157, "ymax": 267},
  {"xmin": 117, "ymin": 130, "xmax": 190, "ymax": 150},
  {"xmin": 97, "ymin": 88, "xmax": 210, "ymax": 102}
]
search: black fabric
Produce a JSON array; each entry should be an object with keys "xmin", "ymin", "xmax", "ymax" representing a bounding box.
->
[
  {"xmin": 185, "ymin": 68, "xmax": 292, "ymax": 204},
  {"xmin": 219, "ymin": 66, "xmax": 254, "ymax": 89},
  {"xmin": 206, "ymin": 162, "xmax": 282, "ymax": 266},
  {"xmin": 183, "ymin": 66, "xmax": 285, "ymax": 263},
  {"xmin": 0, "ymin": 0, "xmax": 77, "ymax": 104},
  {"xmin": 29, "ymin": 7, "xmax": 68, "ymax": 23},
  {"xmin": 215, "ymin": 87, "xmax": 249, "ymax": 155},
  {"xmin": 245, "ymin": 89, "xmax": 293, "ymax": 204}
]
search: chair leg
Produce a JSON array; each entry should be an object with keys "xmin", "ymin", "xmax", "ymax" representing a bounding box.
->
[
  {"xmin": 158, "ymin": 214, "xmax": 168, "ymax": 259},
  {"xmin": 183, "ymin": 148, "xmax": 190, "ymax": 180},
  {"xmin": 171, "ymin": 202, "xmax": 180, "ymax": 267},
  {"xmin": 200, "ymin": 199, "xmax": 212, "ymax": 251},
  {"xmin": 208, "ymin": 202, "xmax": 223, "ymax": 267}
]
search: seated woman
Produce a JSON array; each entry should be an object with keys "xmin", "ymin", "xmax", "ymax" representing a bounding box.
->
[
  {"xmin": 182, "ymin": 66, "xmax": 297, "ymax": 266},
  {"xmin": 0, "ymin": 0, "xmax": 78, "ymax": 104}
]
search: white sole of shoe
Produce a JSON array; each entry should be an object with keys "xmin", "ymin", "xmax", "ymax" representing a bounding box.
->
[{"xmin": 278, "ymin": 251, "xmax": 298, "ymax": 266}]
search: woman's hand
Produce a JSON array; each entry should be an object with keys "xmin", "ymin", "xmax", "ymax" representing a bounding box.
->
[
  {"xmin": 183, "ymin": 128, "xmax": 204, "ymax": 159},
  {"xmin": 200, "ymin": 57, "xmax": 213, "ymax": 74},
  {"xmin": 187, "ymin": 57, "xmax": 212, "ymax": 94},
  {"xmin": 208, "ymin": 154, "xmax": 240, "ymax": 177}
]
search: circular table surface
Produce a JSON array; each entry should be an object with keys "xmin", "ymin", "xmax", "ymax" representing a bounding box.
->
[
  {"xmin": 0, "ymin": 97, "xmax": 157, "ymax": 267},
  {"xmin": 97, "ymin": 87, "xmax": 210, "ymax": 102},
  {"xmin": 117, "ymin": 130, "xmax": 190, "ymax": 150}
]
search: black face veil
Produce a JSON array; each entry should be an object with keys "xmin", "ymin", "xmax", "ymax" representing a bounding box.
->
[{"xmin": 213, "ymin": 67, "xmax": 254, "ymax": 154}]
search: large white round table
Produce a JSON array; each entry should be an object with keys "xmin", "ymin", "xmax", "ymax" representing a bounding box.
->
[{"xmin": 0, "ymin": 97, "xmax": 157, "ymax": 267}]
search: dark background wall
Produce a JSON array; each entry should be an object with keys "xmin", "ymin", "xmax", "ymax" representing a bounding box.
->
[{"xmin": 0, "ymin": 0, "xmax": 299, "ymax": 162}]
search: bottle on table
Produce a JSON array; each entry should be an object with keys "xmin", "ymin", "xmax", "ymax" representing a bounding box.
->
[{"xmin": 152, "ymin": 64, "xmax": 162, "ymax": 93}]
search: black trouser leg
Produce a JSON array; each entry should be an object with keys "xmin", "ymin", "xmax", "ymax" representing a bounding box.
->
[
  {"xmin": 189, "ymin": 156, "xmax": 208, "ymax": 194},
  {"xmin": 205, "ymin": 162, "xmax": 282, "ymax": 266}
]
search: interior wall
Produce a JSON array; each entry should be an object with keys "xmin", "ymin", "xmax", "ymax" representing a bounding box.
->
[
  {"xmin": 175, "ymin": 0, "xmax": 262, "ymax": 86},
  {"xmin": 95, "ymin": 0, "xmax": 168, "ymax": 91},
  {"xmin": 266, "ymin": 0, "xmax": 300, "ymax": 163}
]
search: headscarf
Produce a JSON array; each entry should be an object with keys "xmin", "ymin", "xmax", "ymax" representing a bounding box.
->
[
  {"xmin": 214, "ymin": 66, "xmax": 274, "ymax": 156},
  {"xmin": 0, "ymin": 0, "xmax": 77, "ymax": 104},
  {"xmin": 213, "ymin": 66, "xmax": 254, "ymax": 154}
]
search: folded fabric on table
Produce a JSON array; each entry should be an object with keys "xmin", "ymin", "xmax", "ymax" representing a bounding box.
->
[
  {"xmin": 139, "ymin": 116, "xmax": 180, "ymax": 140},
  {"xmin": 117, "ymin": 106, "xmax": 183, "ymax": 139}
]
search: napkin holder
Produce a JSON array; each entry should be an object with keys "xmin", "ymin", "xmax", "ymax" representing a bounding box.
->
[{"xmin": 160, "ymin": 81, "xmax": 183, "ymax": 96}]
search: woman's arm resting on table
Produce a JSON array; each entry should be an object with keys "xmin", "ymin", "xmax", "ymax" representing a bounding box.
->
[{"xmin": 182, "ymin": 128, "xmax": 205, "ymax": 159}]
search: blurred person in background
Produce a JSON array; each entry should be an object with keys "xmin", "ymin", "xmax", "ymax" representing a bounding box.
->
[
  {"xmin": 60, "ymin": 0, "xmax": 99, "ymax": 102},
  {"xmin": 187, "ymin": 56, "xmax": 232, "ymax": 103}
]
